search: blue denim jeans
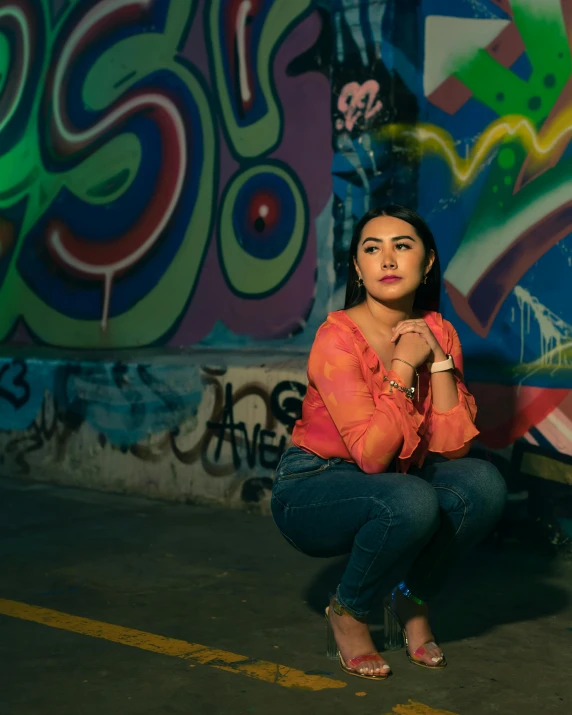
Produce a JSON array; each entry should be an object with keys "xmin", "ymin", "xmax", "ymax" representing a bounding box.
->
[{"xmin": 271, "ymin": 447, "xmax": 507, "ymax": 620}]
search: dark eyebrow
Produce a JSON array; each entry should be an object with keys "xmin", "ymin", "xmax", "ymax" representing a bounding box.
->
[{"xmin": 361, "ymin": 235, "xmax": 416, "ymax": 245}]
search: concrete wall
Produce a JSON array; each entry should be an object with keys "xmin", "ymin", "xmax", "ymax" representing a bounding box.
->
[
  {"xmin": 0, "ymin": 349, "xmax": 307, "ymax": 512},
  {"xmin": 0, "ymin": 1, "xmax": 571, "ymax": 537}
]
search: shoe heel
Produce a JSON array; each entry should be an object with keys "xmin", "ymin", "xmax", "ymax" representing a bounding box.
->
[
  {"xmin": 325, "ymin": 612, "xmax": 339, "ymax": 660},
  {"xmin": 383, "ymin": 605, "xmax": 403, "ymax": 651}
]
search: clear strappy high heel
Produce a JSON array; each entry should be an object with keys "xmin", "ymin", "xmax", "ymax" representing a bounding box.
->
[
  {"xmin": 383, "ymin": 582, "xmax": 447, "ymax": 669},
  {"xmin": 325, "ymin": 597, "xmax": 391, "ymax": 680}
]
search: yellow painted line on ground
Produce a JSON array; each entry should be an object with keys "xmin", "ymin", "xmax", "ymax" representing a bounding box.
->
[
  {"xmin": 0, "ymin": 598, "xmax": 346, "ymax": 691},
  {"xmin": 389, "ymin": 701, "xmax": 459, "ymax": 715}
]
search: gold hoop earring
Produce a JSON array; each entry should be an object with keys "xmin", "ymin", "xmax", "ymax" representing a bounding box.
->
[{"xmin": 423, "ymin": 274, "xmax": 428, "ymax": 285}]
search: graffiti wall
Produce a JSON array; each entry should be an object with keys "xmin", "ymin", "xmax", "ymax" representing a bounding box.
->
[
  {"xmin": 324, "ymin": 0, "xmax": 572, "ymax": 531},
  {"xmin": 0, "ymin": 352, "xmax": 306, "ymax": 508},
  {"xmin": 0, "ymin": 0, "xmax": 332, "ymax": 347},
  {"xmin": 0, "ymin": 0, "xmax": 571, "ymax": 527},
  {"xmin": 416, "ymin": 0, "xmax": 572, "ymax": 460}
]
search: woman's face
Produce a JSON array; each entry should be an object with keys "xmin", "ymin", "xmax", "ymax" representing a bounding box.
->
[{"xmin": 354, "ymin": 215, "xmax": 434, "ymax": 303}]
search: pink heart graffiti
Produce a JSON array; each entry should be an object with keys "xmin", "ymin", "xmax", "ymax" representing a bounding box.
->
[{"xmin": 337, "ymin": 80, "xmax": 383, "ymax": 132}]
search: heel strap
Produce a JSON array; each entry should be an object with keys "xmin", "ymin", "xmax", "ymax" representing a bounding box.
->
[
  {"xmin": 397, "ymin": 581, "xmax": 425, "ymax": 605},
  {"xmin": 331, "ymin": 595, "xmax": 365, "ymax": 622}
]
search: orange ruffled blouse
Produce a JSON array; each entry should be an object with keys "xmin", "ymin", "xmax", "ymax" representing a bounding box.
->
[{"xmin": 291, "ymin": 310, "xmax": 479, "ymax": 474}]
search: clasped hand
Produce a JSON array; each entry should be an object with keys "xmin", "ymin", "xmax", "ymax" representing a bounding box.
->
[{"xmin": 390, "ymin": 319, "xmax": 446, "ymax": 369}]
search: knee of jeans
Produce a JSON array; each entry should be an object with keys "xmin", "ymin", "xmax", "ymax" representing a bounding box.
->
[
  {"xmin": 401, "ymin": 480, "xmax": 440, "ymax": 536},
  {"xmin": 452, "ymin": 459, "xmax": 508, "ymax": 526},
  {"xmin": 462, "ymin": 459, "xmax": 508, "ymax": 514}
]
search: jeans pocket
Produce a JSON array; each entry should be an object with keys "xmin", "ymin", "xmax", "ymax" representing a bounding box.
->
[{"xmin": 276, "ymin": 450, "xmax": 330, "ymax": 482}]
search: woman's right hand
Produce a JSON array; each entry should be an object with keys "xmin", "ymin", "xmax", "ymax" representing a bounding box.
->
[{"xmin": 392, "ymin": 332, "xmax": 431, "ymax": 370}]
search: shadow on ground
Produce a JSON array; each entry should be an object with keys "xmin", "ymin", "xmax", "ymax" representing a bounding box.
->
[{"xmin": 303, "ymin": 538, "xmax": 570, "ymax": 644}]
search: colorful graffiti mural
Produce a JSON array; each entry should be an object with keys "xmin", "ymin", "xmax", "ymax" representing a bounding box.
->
[
  {"xmin": 326, "ymin": 0, "xmax": 572, "ymax": 462},
  {"xmin": 0, "ymin": 0, "xmax": 331, "ymax": 347},
  {"xmin": 419, "ymin": 0, "xmax": 572, "ymax": 455},
  {"xmin": 327, "ymin": 0, "xmax": 419, "ymax": 296},
  {"xmin": 0, "ymin": 0, "xmax": 571, "ymax": 493}
]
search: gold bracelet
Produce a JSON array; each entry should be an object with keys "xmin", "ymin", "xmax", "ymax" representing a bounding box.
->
[{"xmin": 391, "ymin": 358, "xmax": 419, "ymax": 401}]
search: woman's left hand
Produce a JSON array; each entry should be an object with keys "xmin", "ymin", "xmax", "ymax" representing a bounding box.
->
[{"xmin": 391, "ymin": 319, "xmax": 446, "ymax": 362}]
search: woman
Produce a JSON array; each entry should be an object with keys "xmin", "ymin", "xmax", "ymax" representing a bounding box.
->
[{"xmin": 271, "ymin": 206, "xmax": 506, "ymax": 680}]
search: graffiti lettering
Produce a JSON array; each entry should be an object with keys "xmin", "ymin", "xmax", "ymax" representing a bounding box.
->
[
  {"xmin": 5, "ymin": 394, "xmax": 75, "ymax": 473},
  {"xmin": 0, "ymin": 360, "xmax": 30, "ymax": 409},
  {"xmin": 1, "ymin": 361, "xmax": 303, "ymax": 483},
  {"xmin": 204, "ymin": 381, "xmax": 302, "ymax": 474},
  {"xmin": 0, "ymin": 0, "xmax": 324, "ymax": 349},
  {"xmin": 270, "ymin": 380, "xmax": 306, "ymax": 430}
]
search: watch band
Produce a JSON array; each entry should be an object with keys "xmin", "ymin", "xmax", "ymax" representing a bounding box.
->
[{"xmin": 430, "ymin": 354, "xmax": 454, "ymax": 373}]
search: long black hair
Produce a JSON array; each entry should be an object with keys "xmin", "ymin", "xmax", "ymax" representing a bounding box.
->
[{"xmin": 344, "ymin": 205, "xmax": 441, "ymax": 312}]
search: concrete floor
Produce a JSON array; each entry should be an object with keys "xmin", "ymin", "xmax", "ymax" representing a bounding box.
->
[{"xmin": 0, "ymin": 478, "xmax": 571, "ymax": 715}]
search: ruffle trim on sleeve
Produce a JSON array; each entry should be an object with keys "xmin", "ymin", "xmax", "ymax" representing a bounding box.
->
[{"xmin": 427, "ymin": 378, "xmax": 479, "ymax": 453}]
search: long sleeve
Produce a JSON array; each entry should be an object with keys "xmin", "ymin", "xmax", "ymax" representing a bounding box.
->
[
  {"xmin": 307, "ymin": 325, "xmax": 424, "ymax": 474},
  {"xmin": 425, "ymin": 324, "xmax": 479, "ymax": 458}
]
